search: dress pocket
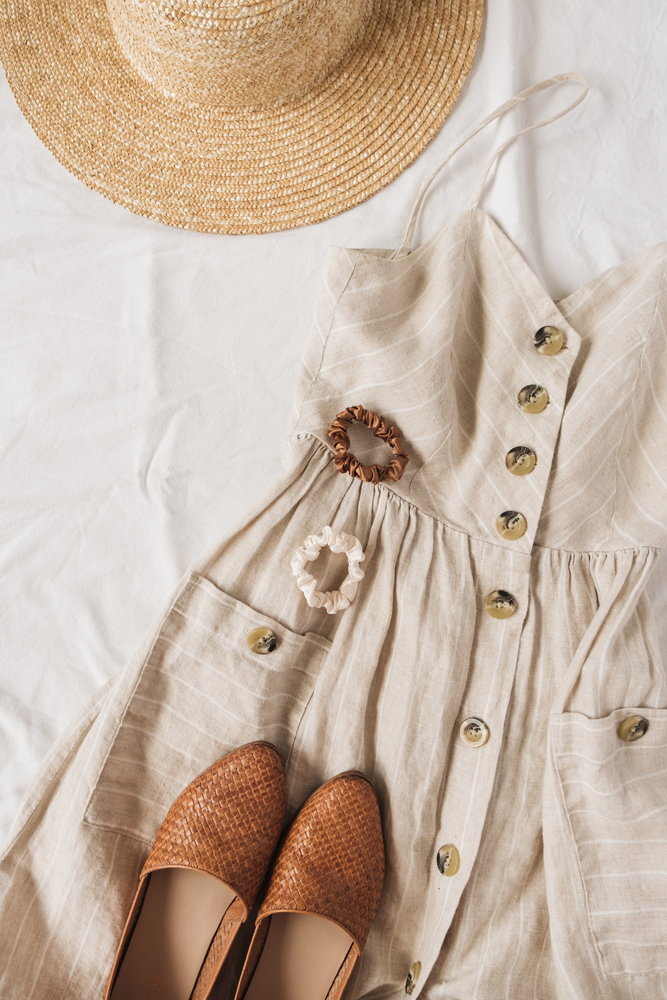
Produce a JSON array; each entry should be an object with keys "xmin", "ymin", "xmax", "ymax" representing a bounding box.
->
[
  {"xmin": 552, "ymin": 708, "xmax": 667, "ymax": 977},
  {"xmin": 83, "ymin": 573, "xmax": 330, "ymax": 844}
]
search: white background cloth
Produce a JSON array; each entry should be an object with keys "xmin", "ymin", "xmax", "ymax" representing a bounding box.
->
[{"xmin": 1, "ymin": 0, "xmax": 667, "ymax": 843}]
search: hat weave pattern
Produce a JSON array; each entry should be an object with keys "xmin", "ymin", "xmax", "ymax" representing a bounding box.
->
[{"xmin": 0, "ymin": 0, "xmax": 484, "ymax": 233}]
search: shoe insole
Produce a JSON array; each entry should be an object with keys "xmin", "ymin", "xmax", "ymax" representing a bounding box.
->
[
  {"xmin": 110, "ymin": 868, "xmax": 236, "ymax": 1000},
  {"xmin": 243, "ymin": 912, "xmax": 353, "ymax": 1000}
]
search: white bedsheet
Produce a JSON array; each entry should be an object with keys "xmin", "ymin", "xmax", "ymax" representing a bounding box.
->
[{"xmin": 2, "ymin": 0, "xmax": 667, "ymax": 842}]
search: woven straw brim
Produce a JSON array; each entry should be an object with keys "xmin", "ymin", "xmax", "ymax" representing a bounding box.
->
[{"xmin": 0, "ymin": 0, "xmax": 484, "ymax": 234}]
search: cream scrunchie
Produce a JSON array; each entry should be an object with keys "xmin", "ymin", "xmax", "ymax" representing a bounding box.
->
[{"xmin": 291, "ymin": 526, "xmax": 365, "ymax": 615}]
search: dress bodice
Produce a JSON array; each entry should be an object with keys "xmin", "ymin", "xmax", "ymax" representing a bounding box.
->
[{"xmin": 289, "ymin": 206, "xmax": 667, "ymax": 554}]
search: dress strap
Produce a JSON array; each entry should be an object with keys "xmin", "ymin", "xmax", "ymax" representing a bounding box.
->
[{"xmin": 397, "ymin": 72, "xmax": 589, "ymax": 257}]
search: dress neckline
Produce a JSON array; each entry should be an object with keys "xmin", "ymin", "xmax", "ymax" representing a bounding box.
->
[
  {"xmin": 362, "ymin": 71, "xmax": 667, "ymax": 312},
  {"xmin": 350, "ymin": 205, "xmax": 667, "ymax": 315}
]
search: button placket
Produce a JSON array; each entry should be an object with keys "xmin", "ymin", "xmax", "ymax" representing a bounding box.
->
[
  {"xmin": 420, "ymin": 553, "xmax": 530, "ymax": 992},
  {"xmin": 491, "ymin": 322, "xmax": 578, "ymax": 551},
  {"xmin": 494, "ymin": 326, "xmax": 565, "ymax": 540},
  {"xmin": 412, "ymin": 310, "xmax": 580, "ymax": 991},
  {"xmin": 404, "ymin": 535, "xmax": 532, "ymax": 1000}
]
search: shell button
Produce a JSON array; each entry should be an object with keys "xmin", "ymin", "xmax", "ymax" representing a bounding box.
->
[
  {"xmin": 460, "ymin": 717, "xmax": 489, "ymax": 748},
  {"xmin": 534, "ymin": 325, "xmax": 564, "ymax": 355},
  {"xmin": 437, "ymin": 844, "xmax": 460, "ymax": 877},
  {"xmin": 518, "ymin": 384, "xmax": 549, "ymax": 413},
  {"xmin": 496, "ymin": 510, "xmax": 527, "ymax": 540},
  {"xmin": 485, "ymin": 590, "xmax": 516, "ymax": 619},
  {"xmin": 506, "ymin": 446, "xmax": 537, "ymax": 476},
  {"xmin": 618, "ymin": 715, "xmax": 649, "ymax": 742},
  {"xmin": 405, "ymin": 962, "xmax": 422, "ymax": 995},
  {"xmin": 246, "ymin": 626, "xmax": 277, "ymax": 654}
]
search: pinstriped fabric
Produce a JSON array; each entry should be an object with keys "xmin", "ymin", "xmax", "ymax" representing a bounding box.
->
[
  {"xmin": 283, "ymin": 207, "xmax": 667, "ymax": 998},
  {"xmin": 542, "ymin": 244, "xmax": 667, "ymax": 550},
  {"xmin": 550, "ymin": 711, "xmax": 667, "ymax": 973},
  {"xmin": 289, "ymin": 209, "xmax": 667, "ymax": 560},
  {"xmin": 2, "ymin": 208, "xmax": 667, "ymax": 999}
]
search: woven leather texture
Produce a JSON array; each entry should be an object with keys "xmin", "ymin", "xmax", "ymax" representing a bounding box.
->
[
  {"xmin": 258, "ymin": 771, "xmax": 385, "ymax": 949},
  {"xmin": 142, "ymin": 742, "xmax": 286, "ymax": 910}
]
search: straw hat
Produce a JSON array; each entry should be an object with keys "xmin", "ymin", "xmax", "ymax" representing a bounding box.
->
[{"xmin": 0, "ymin": 0, "xmax": 484, "ymax": 234}]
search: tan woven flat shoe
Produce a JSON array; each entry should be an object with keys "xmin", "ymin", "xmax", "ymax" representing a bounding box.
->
[
  {"xmin": 234, "ymin": 770, "xmax": 385, "ymax": 1000},
  {"xmin": 104, "ymin": 741, "xmax": 286, "ymax": 1000}
]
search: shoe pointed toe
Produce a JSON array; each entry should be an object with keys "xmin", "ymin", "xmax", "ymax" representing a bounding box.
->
[
  {"xmin": 234, "ymin": 770, "xmax": 385, "ymax": 1000},
  {"xmin": 144, "ymin": 741, "xmax": 286, "ymax": 911},
  {"xmin": 260, "ymin": 770, "xmax": 384, "ymax": 949},
  {"xmin": 104, "ymin": 742, "xmax": 286, "ymax": 1000}
]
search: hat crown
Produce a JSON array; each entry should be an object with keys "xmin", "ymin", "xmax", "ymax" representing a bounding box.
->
[{"xmin": 107, "ymin": 0, "xmax": 373, "ymax": 107}]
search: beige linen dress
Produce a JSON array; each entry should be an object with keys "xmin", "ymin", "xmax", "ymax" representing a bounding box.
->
[{"xmin": 1, "ymin": 75, "xmax": 667, "ymax": 1000}]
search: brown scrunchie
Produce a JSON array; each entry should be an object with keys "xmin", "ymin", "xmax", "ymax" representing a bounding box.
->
[{"xmin": 327, "ymin": 405, "xmax": 410, "ymax": 485}]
